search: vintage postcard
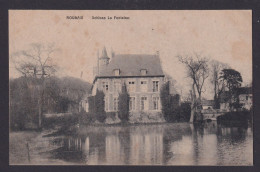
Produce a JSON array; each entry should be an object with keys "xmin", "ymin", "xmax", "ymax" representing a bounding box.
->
[{"xmin": 9, "ymin": 10, "xmax": 252, "ymax": 165}]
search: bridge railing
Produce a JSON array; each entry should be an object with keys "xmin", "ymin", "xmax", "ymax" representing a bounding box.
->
[{"xmin": 200, "ymin": 109, "xmax": 229, "ymax": 114}]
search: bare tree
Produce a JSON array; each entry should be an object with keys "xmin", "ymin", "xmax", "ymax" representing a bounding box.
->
[
  {"xmin": 11, "ymin": 43, "xmax": 58, "ymax": 128},
  {"xmin": 177, "ymin": 53, "xmax": 209, "ymax": 122},
  {"xmin": 210, "ymin": 60, "xmax": 229, "ymax": 108}
]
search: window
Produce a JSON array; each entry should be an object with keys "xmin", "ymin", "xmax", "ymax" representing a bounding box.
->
[
  {"xmin": 128, "ymin": 81, "xmax": 135, "ymax": 92},
  {"xmin": 140, "ymin": 81, "xmax": 148, "ymax": 92},
  {"xmin": 141, "ymin": 97, "xmax": 148, "ymax": 111},
  {"xmin": 102, "ymin": 82, "xmax": 109, "ymax": 92},
  {"xmin": 140, "ymin": 69, "xmax": 147, "ymax": 75},
  {"xmin": 114, "ymin": 69, "xmax": 120, "ymax": 76},
  {"xmin": 114, "ymin": 81, "xmax": 121, "ymax": 93},
  {"xmin": 152, "ymin": 81, "xmax": 159, "ymax": 92},
  {"xmin": 152, "ymin": 97, "xmax": 159, "ymax": 110},
  {"xmin": 113, "ymin": 97, "xmax": 119, "ymax": 111},
  {"xmin": 105, "ymin": 97, "xmax": 109, "ymax": 111},
  {"xmin": 129, "ymin": 97, "xmax": 136, "ymax": 111}
]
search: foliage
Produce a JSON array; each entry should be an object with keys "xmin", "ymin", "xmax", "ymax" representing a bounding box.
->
[
  {"xmin": 177, "ymin": 53, "xmax": 209, "ymax": 122},
  {"xmin": 160, "ymin": 82, "xmax": 183, "ymax": 122},
  {"xmin": 178, "ymin": 102, "xmax": 191, "ymax": 122},
  {"xmin": 219, "ymin": 69, "xmax": 243, "ymax": 91},
  {"xmin": 11, "ymin": 43, "xmax": 58, "ymax": 128},
  {"xmin": 94, "ymin": 89, "xmax": 106, "ymax": 123},
  {"xmin": 160, "ymin": 81, "xmax": 172, "ymax": 121},
  {"xmin": 217, "ymin": 110, "xmax": 251, "ymax": 126},
  {"xmin": 118, "ymin": 83, "xmax": 130, "ymax": 122},
  {"xmin": 88, "ymin": 96, "xmax": 95, "ymax": 113},
  {"xmin": 219, "ymin": 68, "xmax": 243, "ymax": 109},
  {"xmin": 42, "ymin": 114, "xmax": 79, "ymax": 129},
  {"xmin": 10, "ymin": 77, "xmax": 38, "ymax": 130},
  {"xmin": 9, "ymin": 76, "xmax": 92, "ymax": 130},
  {"xmin": 209, "ymin": 60, "xmax": 229, "ymax": 109},
  {"xmin": 78, "ymin": 111, "xmax": 96, "ymax": 125}
]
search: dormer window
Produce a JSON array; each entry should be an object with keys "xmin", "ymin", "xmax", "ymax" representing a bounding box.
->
[
  {"xmin": 140, "ymin": 69, "xmax": 147, "ymax": 75},
  {"xmin": 114, "ymin": 69, "xmax": 120, "ymax": 76}
]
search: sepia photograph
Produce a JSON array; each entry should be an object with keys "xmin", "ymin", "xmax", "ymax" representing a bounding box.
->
[{"xmin": 9, "ymin": 10, "xmax": 253, "ymax": 165}]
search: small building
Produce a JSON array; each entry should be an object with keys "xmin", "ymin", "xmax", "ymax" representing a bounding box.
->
[
  {"xmin": 80, "ymin": 94, "xmax": 91, "ymax": 112},
  {"xmin": 237, "ymin": 87, "xmax": 252, "ymax": 110},
  {"xmin": 219, "ymin": 87, "xmax": 252, "ymax": 110},
  {"xmin": 201, "ymin": 100, "xmax": 214, "ymax": 110}
]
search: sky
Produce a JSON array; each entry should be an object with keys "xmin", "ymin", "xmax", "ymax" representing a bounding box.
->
[{"xmin": 9, "ymin": 10, "xmax": 252, "ymax": 99}]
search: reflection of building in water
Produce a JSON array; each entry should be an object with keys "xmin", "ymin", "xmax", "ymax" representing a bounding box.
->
[
  {"xmin": 82, "ymin": 137, "xmax": 89, "ymax": 156},
  {"xmin": 49, "ymin": 124, "xmax": 252, "ymax": 165},
  {"xmin": 105, "ymin": 135, "xmax": 122, "ymax": 164},
  {"xmin": 130, "ymin": 133, "xmax": 163, "ymax": 165},
  {"xmin": 67, "ymin": 137, "xmax": 82, "ymax": 151}
]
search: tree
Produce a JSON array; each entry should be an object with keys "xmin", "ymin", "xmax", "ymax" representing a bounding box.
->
[
  {"xmin": 219, "ymin": 68, "xmax": 243, "ymax": 109},
  {"xmin": 10, "ymin": 77, "xmax": 38, "ymax": 130},
  {"xmin": 177, "ymin": 53, "xmax": 209, "ymax": 122},
  {"xmin": 160, "ymin": 81, "xmax": 175, "ymax": 122},
  {"xmin": 118, "ymin": 83, "xmax": 130, "ymax": 123},
  {"xmin": 57, "ymin": 77, "xmax": 91, "ymax": 113},
  {"xmin": 95, "ymin": 89, "xmax": 106, "ymax": 123},
  {"xmin": 11, "ymin": 43, "xmax": 57, "ymax": 129},
  {"xmin": 210, "ymin": 60, "xmax": 229, "ymax": 109}
]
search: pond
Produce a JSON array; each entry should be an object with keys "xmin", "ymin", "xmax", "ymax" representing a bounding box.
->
[{"xmin": 39, "ymin": 122, "xmax": 253, "ymax": 165}]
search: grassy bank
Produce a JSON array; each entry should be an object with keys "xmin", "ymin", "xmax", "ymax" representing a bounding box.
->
[
  {"xmin": 9, "ymin": 129, "xmax": 71, "ymax": 165},
  {"xmin": 9, "ymin": 131, "xmax": 39, "ymax": 164}
]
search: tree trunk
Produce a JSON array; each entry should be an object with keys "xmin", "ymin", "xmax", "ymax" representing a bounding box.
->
[
  {"xmin": 38, "ymin": 78, "xmax": 45, "ymax": 129},
  {"xmin": 38, "ymin": 98, "xmax": 42, "ymax": 129},
  {"xmin": 189, "ymin": 84, "xmax": 196, "ymax": 123}
]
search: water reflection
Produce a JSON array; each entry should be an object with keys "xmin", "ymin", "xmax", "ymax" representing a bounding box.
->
[{"xmin": 47, "ymin": 122, "xmax": 253, "ymax": 165}]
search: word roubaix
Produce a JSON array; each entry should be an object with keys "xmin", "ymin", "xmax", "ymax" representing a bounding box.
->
[{"xmin": 92, "ymin": 16, "xmax": 130, "ymax": 20}]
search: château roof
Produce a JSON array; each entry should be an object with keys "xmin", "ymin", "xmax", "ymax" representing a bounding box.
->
[{"xmin": 98, "ymin": 54, "xmax": 164, "ymax": 77}]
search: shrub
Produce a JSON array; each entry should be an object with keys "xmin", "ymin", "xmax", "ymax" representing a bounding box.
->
[
  {"xmin": 217, "ymin": 110, "xmax": 250, "ymax": 125},
  {"xmin": 42, "ymin": 114, "xmax": 79, "ymax": 129},
  {"xmin": 160, "ymin": 81, "xmax": 172, "ymax": 122},
  {"xmin": 118, "ymin": 83, "xmax": 130, "ymax": 123},
  {"xmin": 160, "ymin": 82, "xmax": 181, "ymax": 122},
  {"xmin": 95, "ymin": 89, "xmax": 106, "ymax": 123},
  {"xmin": 78, "ymin": 111, "xmax": 95, "ymax": 124},
  {"xmin": 10, "ymin": 78, "xmax": 38, "ymax": 130},
  {"xmin": 179, "ymin": 102, "xmax": 191, "ymax": 122},
  {"xmin": 106, "ymin": 112, "xmax": 117, "ymax": 120}
]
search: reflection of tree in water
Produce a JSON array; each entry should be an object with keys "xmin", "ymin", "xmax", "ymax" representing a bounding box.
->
[
  {"xmin": 189, "ymin": 123, "xmax": 204, "ymax": 165},
  {"xmin": 162, "ymin": 125, "xmax": 191, "ymax": 165},
  {"xmin": 118, "ymin": 127, "xmax": 130, "ymax": 164},
  {"xmin": 88, "ymin": 129, "xmax": 106, "ymax": 163},
  {"xmin": 46, "ymin": 135, "xmax": 86, "ymax": 163},
  {"xmin": 216, "ymin": 124, "xmax": 248, "ymax": 165},
  {"xmin": 217, "ymin": 125, "xmax": 247, "ymax": 144},
  {"xmin": 204, "ymin": 121, "xmax": 218, "ymax": 134}
]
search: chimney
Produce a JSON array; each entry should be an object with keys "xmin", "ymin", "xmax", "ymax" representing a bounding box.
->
[{"xmin": 156, "ymin": 51, "xmax": 160, "ymax": 57}]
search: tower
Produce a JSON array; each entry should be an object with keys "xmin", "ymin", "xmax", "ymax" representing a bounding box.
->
[{"xmin": 99, "ymin": 46, "xmax": 110, "ymax": 70}]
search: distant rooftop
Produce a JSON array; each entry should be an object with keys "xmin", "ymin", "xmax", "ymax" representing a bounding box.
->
[{"xmin": 202, "ymin": 100, "xmax": 214, "ymax": 106}]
